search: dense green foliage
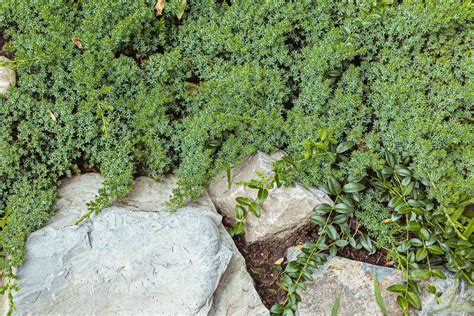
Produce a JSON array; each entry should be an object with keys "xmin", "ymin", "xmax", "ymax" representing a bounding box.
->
[
  {"xmin": 235, "ymin": 133, "xmax": 472, "ymax": 314},
  {"xmin": 0, "ymin": 0, "xmax": 472, "ymax": 309}
]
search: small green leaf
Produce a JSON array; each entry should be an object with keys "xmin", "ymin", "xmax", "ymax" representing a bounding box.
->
[
  {"xmin": 415, "ymin": 248, "xmax": 428, "ymax": 262},
  {"xmin": 406, "ymin": 291, "xmax": 422, "ymax": 310},
  {"xmin": 349, "ymin": 237, "xmax": 357, "ymax": 248},
  {"xmin": 313, "ymin": 203, "xmax": 332, "ymax": 214},
  {"xmin": 226, "ymin": 166, "xmax": 232, "ymax": 190},
  {"xmin": 427, "ymin": 245, "xmax": 444, "ymax": 255},
  {"xmin": 236, "ymin": 197, "xmax": 252, "ymax": 206},
  {"xmin": 407, "ymin": 222, "xmax": 421, "ymax": 231},
  {"xmin": 335, "ymin": 203, "xmax": 353, "ymax": 214},
  {"xmin": 310, "ymin": 215, "xmax": 326, "ymax": 226},
  {"xmin": 328, "ymin": 177, "xmax": 342, "ymax": 195},
  {"xmin": 396, "ymin": 295, "xmax": 409, "ymax": 310},
  {"xmin": 326, "ymin": 224, "xmax": 339, "ymax": 240},
  {"xmin": 233, "ymin": 222, "xmax": 244, "ymax": 235},
  {"xmin": 342, "ymin": 182, "xmax": 366, "ymax": 193},
  {"xmin": 402, "ymin": 182, "xmax": 414, "ymax": 196},
  {"xmin": 248, "ymin": 202, "xmax": 261, "ymax": 217},
  {"xmin": 270, "ymin": 304, "xmax": 284, "ymax": 314},
  {"xmin": 332, "ymin": 214, "xmax": 349, "ymax": 225},
  {"xmin": 176, "ymin": 0, "xmax": 187, "ymax": 19},
  {"xmin": 257, "ymin": 189, "xmax": 269, "ymax": 203},
  {"xmin": 410, "ymin": 269, "xmax": 431, "ymax": 281},
  {"xmin": 336, "ymin": 141, "xmax": 355, "ymax": 154},
  {"xmin": 385, "ymin": 152, "xmax": 395, "ymax": 167},
  {"xmin": 431, "ymin": 269, "xmax": 446, "ymax": 279},
  {"xmin": 387, "ymin": 284, "xmax": 406, "ymax": 293},
  {"xmin": 418, "ymin": 228, "xmax": 430, "ymax": 240},
  {"xmin": 285, "ymin": 261, "xmax": 300, "ymax": 273},
  {"xmin": 335, "ymin": 239, "xmax": 349, "ymax": 247},
  {"xmin": 235, "ymin": 205, "xmax": 245, "ymax": 220},
  {"xmin": 331, "ymin": 289, "xmax": 343, "ymax": 316},
  {"xmin": 374, "ymin": 274, "xmax": 389, "ymax": 316}
]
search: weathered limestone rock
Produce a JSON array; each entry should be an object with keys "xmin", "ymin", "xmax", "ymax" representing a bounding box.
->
[
  {"xmin": 0, "ymin": 56, "xmax": 16, "ymax": 95},
  {"xmin": 7, "ymin": 174, "xmax": 269, "ymax": 315},
  {"xmin": 208, "ymin": 151, "xmax": 332, "ymax": 244},
  {"xmin": 210, "ymin": 224, "xmax": 269, "ymax": 316},
  {"xmin": 287, "ymin": 248, "xmax": 474, "ymax": 316}
]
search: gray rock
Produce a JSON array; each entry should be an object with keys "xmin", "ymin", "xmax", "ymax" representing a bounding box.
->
[
  {"xmin": 209, "ymin": 224, "xmax": 269, "ymax": 316},
  {"xmin": 121, "ymin": 175, "xmax": 268, "ymax": 315},
  {"xmin": 0, "ymin": 56, "xmax": 16, "ymax": 95},
  {"xmin": 12, "ymin": 206, "xmax": 232, "ymax": 315},
  {"xmin": 208, "ymin": 151, "xmax": 332, "ymax": 244},
  {"xmin": 287, "ymin": 248, "xmax": 473, "ymax": 316},
  {"xmin": 7, "ymin": 174, "xmax": 269, "ymax": 315}
]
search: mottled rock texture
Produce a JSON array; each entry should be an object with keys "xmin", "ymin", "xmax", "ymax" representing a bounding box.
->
[
  {"xmin": 0, "ymin": 56, "xmax": 15, "ymax": 95},
  {"xmin": 208, "ymin": 151, "xmax": 332, "ymax": 244},
  {"xmin": 288, "ymin": 248, "xmax": 473, "ymax": 316},
  {"xmin": 8, "ymin": 174, "xmax": 268, "ymax": 315}
]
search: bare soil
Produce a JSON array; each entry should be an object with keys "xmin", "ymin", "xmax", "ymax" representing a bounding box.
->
[{"xmin": 221, "ymin": 214, "xmax": 391, "ymax": 309}]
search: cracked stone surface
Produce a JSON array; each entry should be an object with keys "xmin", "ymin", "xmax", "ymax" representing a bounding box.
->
[
  {"xmin": 208, "ymin": 151, "xmax": 332, "ymax": 244},
  {"xmin": 8, "ymin": 174, "xmax": 268, "ymax": 315},
  {"xmin": 287, "ymin": 248, "xmax": 474, "ymax": 316},
  {"xmin": 0, "ymin": 56, "xmax": 16, "ymax": 95}
]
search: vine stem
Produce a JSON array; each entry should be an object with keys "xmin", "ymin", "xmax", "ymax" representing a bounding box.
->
[{"xmin": 281, "ymin": 196, "xmax": 340, "ymax": 308}]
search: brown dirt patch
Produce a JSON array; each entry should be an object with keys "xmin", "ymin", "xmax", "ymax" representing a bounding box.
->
[{"xmin": 221, "ymin": 214, "xmax": 391, "ymax": 309}]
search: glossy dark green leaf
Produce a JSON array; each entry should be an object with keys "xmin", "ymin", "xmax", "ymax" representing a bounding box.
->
[
  {"xmin": 236, "ymin": 197, "xmax": 252, "ymax": 206},
  {"xmin": 248, "ymin": 202, "xmax": 261, "ymax": 217},
  {"xmin": 336, "ymin": 141, "xmax": 355, "ymax": 154},
  {"xmin": 285, "ymin": 261, "xmax": 300, "ymax": 273},
  {"xmin": 335, "ymin": 203, "xmax": 353, "ymax": 214},
  {"xmin": 257, "ymin": 188, "xmax": 269, "ymax": 203},
  {"xmin": 328, "ymin": 177, "xmax": 342, "ymax": 195},
  {"xmin": 235, "ymin": 205, "xmax": 245, "ymax": 220},
  {"xmin": 331, "ymin": 289, "xmax": 343, "ymax": 316},
  {"xmin": 335, "ymin": 239, "xmax": 349, "ymax": 247},
  {"xmin": 385, "ymin": 152, "xmax": 396, "ymax": 167},
  {"xmin": 432, "ymin": 269, "xmax": 447, "ymax": 279},
  {"xmin": 410, "ymin": 269, "xmax": 431, "ymax": 281},
  {"xmin": 332, "ymin": 214, "xmax": 349, "ymax": 225},
  {"xmin": 387, "ymin": 284, "xmax": 406, "ymax": 293},
  {"xmin": 419, "ymin": 228, "xmax": 430, "ymax": 240},
  {"xmin": 326, "ymin": 225, "xmax": 339, "ymax": 240},
  {"xmin": 396, "ymin": 295, "xmax": 409, "ymax": 310},
  {"xmin": 374, "ymin": 274, "xmax": 389, "ymax": 316},
  {"xmin": 313, "ymin": 203, "xmax": 332, "ymax": 214},
  {"xmin": 310, "ymin": 215, "xmax": 326, "ymax": 226},
  {"xmin": 427, "ymin": 245, "xmax": 444, "ymax": 255},
  {"xmin": 270, "ymin": 304, "xmax": 284, "ymax": 314},
  {"xmin": 342, "ymin": 182, "xmax": 366, "ymax": 193},
  {"xmin": 415, "ymin": 248, "xmax": 428, "ymax": 261},
  {"xmin": 406, "ymin": 291, "xmax": 422, "ymax": 310}
]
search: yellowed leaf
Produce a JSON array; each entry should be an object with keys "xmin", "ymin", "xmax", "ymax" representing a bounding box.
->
[
  {"xmin": 295, "ymin": 244, "xmax": 304, "ymax": 249},
  {"xmin": 381, "ymin": 218, "xmax": 392, "ymax": 224},
  {"xmin": 176, "ymin": 0, "xmax": 186, "ymax": 20},
  {"xmin": 155, "ymin": 0, "xmax": 165, "ymax": 16},
  {"xmin": 48, "ymin": 109, "xmax": 57, "ymax": 123},
  {"xmin": 72, "ymin": 38, "xmax": 83, "ymax": 49},
  {"xmin": 274, "ymin": 257, "xmax": 284, "ymax": 265}
]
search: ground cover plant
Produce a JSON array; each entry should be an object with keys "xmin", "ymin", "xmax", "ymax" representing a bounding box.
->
[{"xmin": 0, "ymin": 0, "xmax": 472, "ymax": 313}]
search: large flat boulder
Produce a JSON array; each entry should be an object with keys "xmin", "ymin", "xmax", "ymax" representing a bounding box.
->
[
  {"xmin": 0, "ymin": 56, "xmax": 16, "ymax": 95},
  {"xmin": 6, "ymin": 174, "xmax": 269, "ymax": 315},
  {"xmin": 208, "ymin": 151, "xmax": 332, "ymax": 244},
  {"xmin": 287, "ymin": 248, "xmax": 473, "ymax": 315}
]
